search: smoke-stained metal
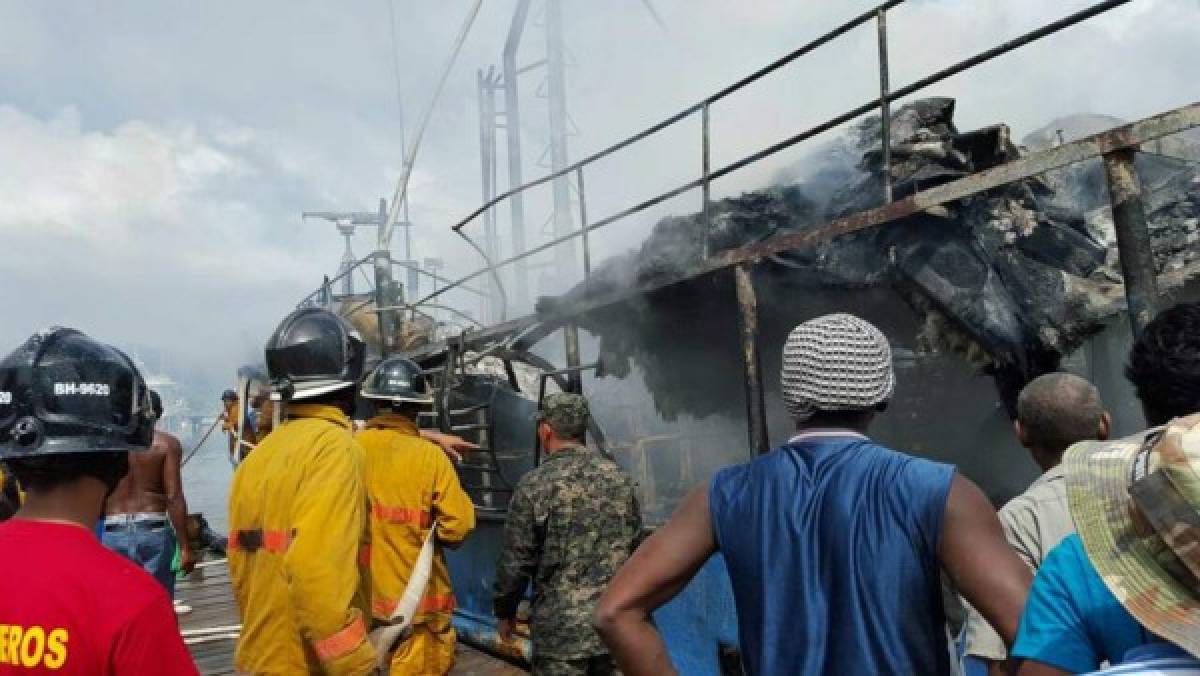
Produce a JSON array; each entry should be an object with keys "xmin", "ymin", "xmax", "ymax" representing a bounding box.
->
[
  {"xmin": 478, "ymin": 67, "xmax": 502, "ymax": 322},
  {"xmin": 564, "ymin": 322, "xmax": 582, "ymax": 394},
  {"xmin": 454, "ymin": 229, "xmax": 509, "ymax": 322},
  {"xmin": 451, "ymin": 0, "xmax": 1129, "ymax": 238},
  {"xmin": 702, "ymin": 102, "xmax": 712, "ymax": 259},
  {"xmin": 503, "ymin": 0, "xmax": 533, "ymax": 309},
  {"xmin": 734, "ymin": 264, "xmax": 769, "ymax": 456},
  {"xmin": 576, "ymin": 167, "xmax": 591, "ymax": 283},
  {"xmin": 374, "ymin": 199, "xmax": 397, "ymax": 356},
  {"xmin": 1103, "ymin": 148, "xmax": 1160, "ymax": 337},
  {"xmin": 410, "ymin": 102, "xmax": 1200, "ymax": 363},
  {"xmin": 876, "ymin": 9, "xmax": 893, "ymax": 203},
  {"xmin": 545, "ymin": 0, "xmax": 577, "ymax": 282}
]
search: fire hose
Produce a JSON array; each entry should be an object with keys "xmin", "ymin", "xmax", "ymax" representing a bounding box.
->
[
  {"xmin": 368, "ymin": 525, "xmax": 437, "ymax": 669},
  {"xmin": 181, "ymin": 412, "xmax": 224, "ymax": 468}
]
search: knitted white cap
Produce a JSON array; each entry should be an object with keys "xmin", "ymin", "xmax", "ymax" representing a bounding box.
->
[{"xmin": 781, "ymin": 313, "xmax": 896, "ymax": 421}]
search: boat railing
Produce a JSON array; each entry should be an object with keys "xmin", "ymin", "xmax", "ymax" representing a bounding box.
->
[{"xmin": 416, "ymin": 0, "xmax": 1136, "ymax": 318}]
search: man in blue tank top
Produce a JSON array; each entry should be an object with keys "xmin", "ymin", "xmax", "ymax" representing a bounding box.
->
[{"xmin": 595, "ymin": 313, "xmax": 1033, "ymax": 675}]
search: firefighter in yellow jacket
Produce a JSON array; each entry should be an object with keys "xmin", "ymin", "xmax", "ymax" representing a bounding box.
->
[
  {"xmin": 228, "ymin": 307, "xmax": 377, "ymax": 675},
  {"xmin": 358, "ymin": 356, "xmax": 476, "ymax": 674}
]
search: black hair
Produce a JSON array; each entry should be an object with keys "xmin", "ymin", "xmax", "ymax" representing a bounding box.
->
[
  {"xmin": 1127, "ymin": 302, "xmax": 1200, "ymax": 426},
  {"xmin": 387, "ymin": 401, "xmax": 426, "ymax": 421},
  {"xmin": 1017, "ymin": 373, "xmax": 1105, "ymax": 455},
  {"xmin": 302, "ymin": 386, "xmax": 358, "ymax": 415},
  {"xmin": 0, "ymin": 463, "xmax": 19, "ymax": 521},
  {"xmin": 149, "ymin": 390, "xmax": 164, "ymax": 419},
  {"xmin": 7, "ymin": 452, "xmax": 129, "ymax": 494}
]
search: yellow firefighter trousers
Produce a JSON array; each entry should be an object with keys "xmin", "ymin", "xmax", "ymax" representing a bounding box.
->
[{"xmin": 388, "ymin": 614, "xmax": 456, "ymax": 675}]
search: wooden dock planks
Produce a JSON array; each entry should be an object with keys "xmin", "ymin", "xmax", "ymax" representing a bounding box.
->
[{"xmin": 176, "ymin": 560, "xmax": 526, "ymax": 675}]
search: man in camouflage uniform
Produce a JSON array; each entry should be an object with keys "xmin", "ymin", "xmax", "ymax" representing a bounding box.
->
[{"xmin": 493, "ymin": 392, "xmax": 642, "ymax": 676}]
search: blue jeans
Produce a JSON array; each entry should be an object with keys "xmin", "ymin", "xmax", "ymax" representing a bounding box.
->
[{"xmin": 101, "ymin": 513, "xmax": 177, "ymax": 596}]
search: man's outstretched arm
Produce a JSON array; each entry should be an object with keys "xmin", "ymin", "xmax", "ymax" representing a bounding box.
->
[
  {"xmin": 939, "ymin": 474, "xmax": 1032, "ymax": 647},
  {"xmin": 420, "ymin": 429, "xmax": 477, "ymax": 464},
  {"xmin": 594, "ymin": 485, "xmax": 717, "ymax": 676}
]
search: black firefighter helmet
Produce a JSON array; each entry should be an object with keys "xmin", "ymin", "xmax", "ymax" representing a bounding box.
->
[
  {"xmin": 361, "ymin": 356, "xmax": 433, "ymax": 405},
  {"xmin": 265, "ymin": 307, "xmax": 365, "ymax": 401},
  {"xmin": 0, "ymin": 328, "xmax": 156, "ymax": 459}
]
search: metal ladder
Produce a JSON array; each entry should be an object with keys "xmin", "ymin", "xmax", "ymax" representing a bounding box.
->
[
  {"xmin": 444, "ymin": 400, "xmax": 515, "ymax": 515},
  {"xmin": 428, "ymin": 343, "xmax": 516, "ymax": 515}
]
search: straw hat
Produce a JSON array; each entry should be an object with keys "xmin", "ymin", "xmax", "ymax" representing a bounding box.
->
[{"xmin": 1065, "ymin": 414, "xmax": 1200, "ymax": 658}]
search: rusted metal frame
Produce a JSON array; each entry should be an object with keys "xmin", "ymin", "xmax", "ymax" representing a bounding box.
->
[
  {"xmin": 412, "ymin": 102, "xmax": 1200, "ymax": 362},
  {"xmin": 576, "ymin": 167, "xmax": 591, "ymax": 282},
  {"xmin": 702, "ymin": 102, "xmax": 712, "ymax": 259},
  {"xmin": 876, "ymin": 8, "xmax": 893, "ymax": 203},
  {"xmin": 417, "ymin": 96, "xmax": 1194, "ymax": 317},
  {"xmin": 1103, "ymin": 149, "xmax": 1160, "ymax": 337},
  {"xmin": 734, "ymin": 264, "xmax": 770, "ymax": 456},
  {"xmin": 529, "ymin": 102, "xmax": 1200, "ymax": 330},
  {"xmin": 563, "ymin": 323, "xmax": 582, "ymax": 394},
  {"xmin": 719, "ymin": 103, "xmax": 1200, "ymax": 266},
  {"xmin": 428, "ymin": 0, "xmax": 1133, "ymax": 311},
  {"xmin": 451, "ymin": 0, "xmax": 905, "ymax": 233}
]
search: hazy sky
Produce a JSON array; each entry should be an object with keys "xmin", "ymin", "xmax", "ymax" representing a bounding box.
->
[{"xmin": 0, "ymin": 0, "xmax": 1194, "ymax": 391}]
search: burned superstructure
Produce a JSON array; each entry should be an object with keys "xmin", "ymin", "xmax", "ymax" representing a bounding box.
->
[{"xmin": 539, "ymin": 98, "xmax": 1200, "ymax": 418}]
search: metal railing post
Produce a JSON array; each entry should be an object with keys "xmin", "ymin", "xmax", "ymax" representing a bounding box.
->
[
  {"xmin": 373, "ymin": 250, "xmax": 395, "ymax": 358},
  {"xmin": 877, "ymin": 8, "xmax": 893, "ymax": 203},
  {"xmin": 702, "ymin": 102, "xmax": 712, "ymax": 259},
  {"xmin": 734, "ymin": 264, "xmax": 769, "ymax": 456},
  {"xmin": 576, "ymin": 167, "xmax": 591, "ymax": 283},
  {"xmin": 564, "ymin": 323, "xmax": 582, "ymax": 394},
  {"xmin": 1102, "ymin": 148, "xmax": 1159, "ymax": 337}
]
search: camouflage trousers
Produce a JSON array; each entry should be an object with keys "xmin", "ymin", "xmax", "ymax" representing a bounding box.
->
[{"xmin": 532, "ymin": 654, "xmax": 617, "ymax": 676}]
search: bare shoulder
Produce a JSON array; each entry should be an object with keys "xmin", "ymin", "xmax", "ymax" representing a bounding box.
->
[{"xmin": 152, "ymin": 430, "xmax": 183, "ymax": 454}]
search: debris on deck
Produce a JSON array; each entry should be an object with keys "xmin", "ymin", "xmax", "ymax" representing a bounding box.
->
[{"xmin": 539, "ymin": 97, "xmax": 1200, "ymax": 416}]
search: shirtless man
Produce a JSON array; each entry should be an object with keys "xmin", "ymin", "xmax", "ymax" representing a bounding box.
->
[
  {"xmin": 102, "ymin": 390, "xmax": 196, "ymax": 595},
  {"xmin": 220, "ymin": 388, "xmax": 244, "ymax": 457}
]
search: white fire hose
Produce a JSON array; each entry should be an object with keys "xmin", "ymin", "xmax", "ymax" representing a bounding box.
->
[{"xmin": 368, "ymin": 525, "xmax": 437, "ymax": 670}]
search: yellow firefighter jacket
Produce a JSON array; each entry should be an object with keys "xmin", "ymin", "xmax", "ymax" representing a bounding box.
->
[
  {"xmin": 228, "ymin": 403, "xmax": 375, "ymax": 675},
  {"xmin": 356, "ymin": 414, "xmax": 476, "ymax": 625}
]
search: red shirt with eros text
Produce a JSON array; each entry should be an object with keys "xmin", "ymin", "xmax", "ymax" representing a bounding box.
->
[{"xmin": 0, "ymin": 519, "xmax": 198, "ymax": 675}]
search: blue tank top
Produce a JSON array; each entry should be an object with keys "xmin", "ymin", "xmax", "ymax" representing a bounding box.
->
[{"xmin": 709, "ymin": 432, "xmax": 956, "ymax": 676}]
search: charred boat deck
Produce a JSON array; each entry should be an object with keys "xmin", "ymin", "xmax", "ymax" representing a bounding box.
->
[{"xmin": 176, "ymin": 560, "xmax": 527, "ymax": 675}]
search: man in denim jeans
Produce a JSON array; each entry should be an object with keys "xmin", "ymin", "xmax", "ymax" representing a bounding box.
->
[{"xmin": 102, "ymin": 390, "xmax": 195, "ymax": 594}]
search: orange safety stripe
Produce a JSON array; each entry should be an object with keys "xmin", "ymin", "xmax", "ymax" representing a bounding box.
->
[
  {"xmin": 372, "ymin": 593, "xmax": 456, "ymax": 618},
  {"xmin": 227, "ymin": 528, "xmax": 294, "ymax": 554},
  {"xmin": 312, "ymin": 615, "xmax": 367, "ymax": 663},
  {"xmin": 370, "ymin": 503, "xmax": 432, "ymax": 527}
]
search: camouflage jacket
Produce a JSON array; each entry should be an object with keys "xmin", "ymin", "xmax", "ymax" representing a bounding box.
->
[{"xmin": 492, "ymin": 445, "xmax": 642, "ymax": 659}]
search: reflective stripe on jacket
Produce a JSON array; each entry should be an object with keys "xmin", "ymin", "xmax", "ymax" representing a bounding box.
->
[
  {"xmin": 357, "ymin": 413, "xmax": 476, "ymax": 626},
  {"xmin": 228, "ymin": 402, "xmax": 375, "ymax": 675}
]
